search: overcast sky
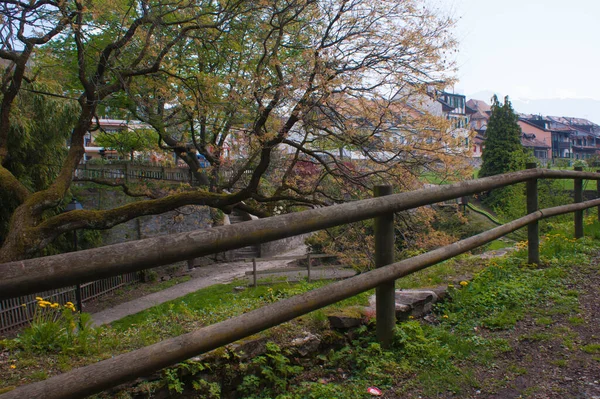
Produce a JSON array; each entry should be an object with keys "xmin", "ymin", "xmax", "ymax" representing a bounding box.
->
[{"xmin": 449, "ymin": 0, "xmax": 600, "ymax": 103}]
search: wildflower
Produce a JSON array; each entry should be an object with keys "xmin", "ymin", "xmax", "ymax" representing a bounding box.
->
[
  {"xmin": 50, "ymin": 303, "xmax": 60, "ymax": 308},
  {"xmin": 448, "ymin": 284, "xmax": 454, "ymax": 288},
  {"xmin": 21, "ymin": 303, "xmax": 26, "ymax": 307},
  {"xmin": 38, "ymin": 302, "xmax": 47, "ymax": 308},
  {"xmin": 460, "ymin": 281, "xmax": 468, "ymax": 287},
  {"xmin": 443, "ymin": 315, "xmax": 449, "ymax": 319},
  {"xmin": 10, "ymin": 365, "xmax": 16, "ymax": 369},
  {"xmin": 66, "ymin": 302, "xmax": 74, "ymax": 307},
  {"xmin": 35, "ymin": 297, "xmax": 43, "ymax": 301},
  {"xmin": 408, "ymin": 315, "xmax": 414, "ymax": 319}
]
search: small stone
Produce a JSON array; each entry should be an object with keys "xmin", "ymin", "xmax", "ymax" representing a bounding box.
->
[
  {"xmin": 290, "ymin": 333, "xmax": 321, "ymax": 356},
  {"xmin": 328, "ymin": 315, "xmax": 363, "ymax": 329}
]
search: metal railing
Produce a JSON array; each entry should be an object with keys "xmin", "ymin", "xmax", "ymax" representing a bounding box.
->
[
  {"xmin": 0, "ymin": 272, "xmax": 140, "ymax": 334},
  {"xmin": 74, "ymin": 163, "xmax": 255, "ymax": 184},
  {"xmin": 74, "ymin": 163, "xmax": 194, "ymax": 183},
  {"xmin": 1, "ymin": 166, "xmax": 600, "ymax": 398}
]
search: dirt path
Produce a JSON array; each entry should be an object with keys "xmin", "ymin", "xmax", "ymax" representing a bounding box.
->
[
  {"xmin": 90, "ymin": 246, "xmax": 308, "ymax": 326},
  {"xmin": 393, "ymin": 256, "xmax": 600, "ymax": 399}
]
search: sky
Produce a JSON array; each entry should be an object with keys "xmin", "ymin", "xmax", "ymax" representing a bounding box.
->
[{"xmin": 444, "ymin": 0, "xmax": 600, "ymax": 122}]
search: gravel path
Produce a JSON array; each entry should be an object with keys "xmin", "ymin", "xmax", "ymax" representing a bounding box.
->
[{"xmin": 91, "ymin": 246, "xmax": 308, "ymax": 326}]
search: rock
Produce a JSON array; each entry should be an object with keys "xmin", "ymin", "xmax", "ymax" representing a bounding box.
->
[
  {"xmin": 328, "ymin": 314, "xmax": 364, "ymax": 329},
  {"xmin": 327, "ymin": 306, "xmax": 366, "ymax": 329},
  {"xmin": 226, "ymin": 337, "xmax": 268, "ymax": 361},
  {"xmin": 368, "ymin": 289, "xmax": 439, "ymax": 320},
  {"xmin": 290, "ymin": 332, "xmax": 321, "ymax": 356},
  {"xmin": 429, "ymin": 285, "xmax": 449, "ymax": 301},
  {"xmin": 395, "ymin": 290, "xmax": 438, "ymax": 318}
]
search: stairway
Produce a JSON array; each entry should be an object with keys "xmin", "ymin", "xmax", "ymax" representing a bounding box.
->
[{"xmin": 228, "ymin": 209, "xmax": 261, "ymax": 260}]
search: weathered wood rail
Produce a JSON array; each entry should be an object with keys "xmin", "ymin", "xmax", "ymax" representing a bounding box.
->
[{"xmin": 1, "ymin": 166, "xmax": 600, "ymax": 399}]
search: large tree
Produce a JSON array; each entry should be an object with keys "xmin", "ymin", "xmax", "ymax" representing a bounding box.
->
[
  {"xmin": 0, "ymin": 0, "xmax": 464, "ymax": 263},
  {"xmin": 479, "ymin": 95, "xmax": 523, "ymax": 178}
]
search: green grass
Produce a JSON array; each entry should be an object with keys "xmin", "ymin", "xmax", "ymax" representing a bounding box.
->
[{"xmin": 487, "ymin": 240, "xmax": 512, "ymax": 250}]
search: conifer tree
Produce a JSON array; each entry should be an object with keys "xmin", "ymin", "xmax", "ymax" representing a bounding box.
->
[{"xmin": 479, "ymin": 95, "xmax": 523, "ymax": 178}]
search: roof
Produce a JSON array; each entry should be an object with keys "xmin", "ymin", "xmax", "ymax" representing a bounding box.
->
[
  {"xmin": 466, "ymin": 99, "xmax": 491, "ymax": 113},
  {"xmin": 518, "ymin": 118, "xmax": 548, "ymax": 131},
  {"xmin": 521, "ymin": 135, "xmax": 550, "ymax": 149},
  {"xmin": 561, "ymin": 116, "xmax": 598, "ymax": 127},
  {"xmin": 471, "ymin": 110, "xmax": 489, "ymax": 120}
]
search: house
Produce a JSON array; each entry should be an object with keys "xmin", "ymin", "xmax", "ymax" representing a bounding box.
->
[
  {"xmin": 547, "ymin": 116, "xmax": 600, "ymax": 161},
  {"xmin": 404, "ymin": 89, "xmax": 474, "ymax": 156},
  {"xmin": 466, "ymin": 99, "xmax": 491, "ymax": 132},
  {"xmin": 518, "ymin": 119, "xmax": 551, "ymax": 161},
  {"xmin": 81, "ymin": 118, "xmax": 156, "ymax": 163},
  {"xmin": 82, "ymin": 119, "xmax": 128, "ymax": 162},
  {"xmin": 518, "ymin": 115, "xmax": 600, "ymax": 161},
  {"xmin": 466, "ymin": 99, "xmax": 491, "ymax": 159}
]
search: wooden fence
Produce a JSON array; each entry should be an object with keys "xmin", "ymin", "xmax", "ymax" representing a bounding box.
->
[
  {"xmin": 1, "ymin": 166, "xmax": 600, "ymax": 398},
  {"xmin": 0, "ymin": 272, "xmax": 140, "ymax": 334}
]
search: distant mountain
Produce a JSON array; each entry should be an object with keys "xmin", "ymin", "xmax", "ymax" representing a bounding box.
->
[{"xmin": 467, "ymin": 90, "xmax": 600, "ymax": 125}]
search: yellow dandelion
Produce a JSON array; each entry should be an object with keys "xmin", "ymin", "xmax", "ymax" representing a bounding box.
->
[
  {"xmin": 408, "ymin": 315, "xmax": 414, "ymax": 319},
  {"xmin": 66, "ymin": 302, "xmax": 74, "ymax": 307},
  {"xmin": 460, "ymin": 281, "xmax": 469, "ymax": 286},
  {"xmin": 38, "ymin": 302, "xmax": 47, "ymax": 308},
  {"xmin": 35, "ymin": 297, "xmax": 43, "ymax": 301},
  {"xmin": 50, "ymin": 303, "xmax": 60, "ymax": 308},
  {"xmin": 21, "ymin": 303, "xmax": 26, "ymax": 307},
  {"xmin": 443, "ymin": 315, "xmax": 449, "ymax": 319},
  {"xmin": 10, "ymin": 365, "xmax": 16, "ymax": 369}
]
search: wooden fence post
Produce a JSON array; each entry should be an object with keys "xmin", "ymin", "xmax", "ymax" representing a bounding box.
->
[
  {"xmin": 597, "ymin": 170, "xmax": 600, "ymax": 222},
  {"xmin": 307, "ymin": 253, "xmax": 312, "ymax": 283},
  {"xmin": 526, "ymin": 163, "xmax": 539, "ymax": 264},
  {"xmin": 252, "ymin": 258, "xmax": 258, "ymax": 288},
  {"xmin": 574, "ymin": 166, "xmax": 584, "ymax": 238},
  {"xmin": 374, "ymin": 185, "xmax": 395, "ymax": 348}
]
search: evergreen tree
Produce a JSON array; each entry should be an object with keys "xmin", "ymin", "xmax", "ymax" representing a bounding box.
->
[{"xmin": 479, "ymin": 95, "xmax": 523, "ymax": 178}]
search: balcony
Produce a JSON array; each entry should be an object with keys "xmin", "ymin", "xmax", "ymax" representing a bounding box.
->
[{"xmin": 553, "ymin": 141, "xmax": 571, "ymax": 150}]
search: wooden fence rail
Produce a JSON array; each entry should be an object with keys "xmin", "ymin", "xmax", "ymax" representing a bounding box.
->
[{"xmin": 1, "ymin": 167, "xmax": 600, "ymax": 398}]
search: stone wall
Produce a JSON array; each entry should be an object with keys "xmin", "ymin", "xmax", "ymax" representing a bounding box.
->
[
  {"xmin": 76, "ymin": 186, "xmax": 214, "ymax": 250},
  {"xmin": 74, "ymin": 187, "xmax": 309, "ymax": 268},
  {"xmin": 260, "ymin": 233, "xmax": 310, "ymax": 258}
]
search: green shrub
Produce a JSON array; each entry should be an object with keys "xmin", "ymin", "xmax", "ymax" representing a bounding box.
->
[{"xmin": 16, "ymin": 298, "xmax": 96, "ymax": 354}]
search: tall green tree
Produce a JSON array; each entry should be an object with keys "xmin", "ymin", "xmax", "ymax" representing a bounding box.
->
[{"xmin": 479, "ymin": 95, "xmax": 523, "ymax": 178}]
